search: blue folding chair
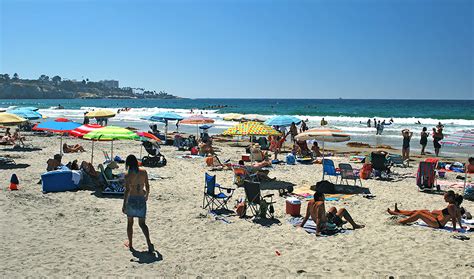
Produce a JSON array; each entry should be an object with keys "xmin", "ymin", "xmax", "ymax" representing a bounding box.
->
[
  {"xmin": 323, "ymin": 159, "xmax": 340, "ymax": 183},
  {"xmin": 202, "ymin": 173, "xmax": 235, "ymax": 210}
]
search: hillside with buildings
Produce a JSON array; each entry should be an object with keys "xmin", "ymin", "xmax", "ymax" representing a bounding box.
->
[{"xmin": 0, "ymin": 73, "xmax": 181, "ymax": 99}]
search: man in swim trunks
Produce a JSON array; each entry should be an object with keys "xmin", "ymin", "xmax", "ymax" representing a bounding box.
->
[
  {"xmin": 300, "ymin": 191, "xmax": 364, "ymax": 236},
  {"xmin": 122, "ymin": 155, "xmax": 154, "ymax": 252}
]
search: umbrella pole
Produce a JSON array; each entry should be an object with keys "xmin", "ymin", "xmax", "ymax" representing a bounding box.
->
[
  {"xmin": 91, "ymin": 140, "xmax": 94, "ymax": 165},
  {"xmin": 322, "ymin": 141, "xmax": 325, "ymax": 181},
  {"xmin": 140, "ymin": 145, "xmax": 143, "ymax": 159},
  {"xmin": 60, "ymin": 134, "xmax": 63, "ymax": 155},
  {"xmin": 196, "ymin": 125, "xmax": 199, "ymax": 138},
  {"xmin": 111, "ymin": 140, "xmax": 114, "ymax": 159}
]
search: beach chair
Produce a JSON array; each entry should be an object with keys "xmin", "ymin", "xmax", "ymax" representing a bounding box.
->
[
  {"xmin": 103, "ymin": 151, "xmax": 112, "ymax": 164},
  {"xmin": 242, "ymin": 180, "xmax": 275, "ymax": 219},
  {"xmin": 98, "ymin": 164, "xmax": 124, "ymax": 194},
  {"xmin": 338, "ymin": 163, "xmax": 362, "ymax": 186},
  {"xmin": 370, "ymin": 152, "xmax": 392, "ymax": 178},
  {"xmin": 416, "ymin": 161, "xmax": 439, "ymax": 191},
  {"xmin": 323, "ymin": 159, "xmax": 340, "ymax": 183},
  {"xmin": 202, "ymin": 173, "xmax": 235, "ymax": 211},
  {"xmin": 388, "ymin": 154, "xmax": 408, "ymax": 167},
  {"xmin": 232, "ymin": 165, "xmax": 259, "ymax": 186}
]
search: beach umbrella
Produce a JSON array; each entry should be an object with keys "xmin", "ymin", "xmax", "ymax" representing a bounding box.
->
[
  {"xmin": 199, "ymin": 124, "xmax": 213, "ymax": 130},
  {"xmin": 240, "ymin": 114, "xmax": 267, "ymax": 122},
  {"xmin": 181, "ymin": 115, "xmax": 215, "ymax": 137},
  {"xmin": 33, "ymin": 119, "xmax": 81, "ymax": 154},
  {"xmin": 136, "ymin": 132, "xmax": 161, "ymax": 142},
  {"xmin": 149, "ymin": 112, "xmax": 184, "ymax": 135},
  {"xmin": 439, "ymin": 129, "xmax": 474, "ymax": 147},
  {"xmin": 21, "ymin": 107, "xmax": 39, "ymax": 111},
  {"xmin": 0, "ymin": 113, "xmax": 27, "ymax": 126},
  {"xmin": 85, "ymin": 109, "xmax": 116, "ymax": 118},
  {"xmin": 222, "ymin": 121, "xmax": 281, "ymax": 136},
  {"xmin": 8, "ymin": 108, "xmax": 44, "ymax": 120},
  {"xmin": 69, "ymin": 124, "xmax": 103, "ymax": 163},
  {"xmin": 440, "ymin": 129, "xmax": 474, "ymax": 194},
  {"xmin": 265, "ymin": 115, "xmax": 301, "ymax": 127},
  {"xmin": 295, "ymin": 128, "xmax": 351, "ymax": 180},
  {"xmin": 223, "ymin": 113, "xmax": 243, "ymax": 121},
  {"xmin": 83, "ymin": 126, "xmax": 139, "ymax": 160}
]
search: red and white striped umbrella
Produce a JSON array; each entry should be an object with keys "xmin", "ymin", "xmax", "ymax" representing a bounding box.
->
[
  {"xmin": 69, "ymin": 124, "xmax": 103, "ymax": 138},
  {"xmin": 440, "ymin": 129, "xmax": 474, "ymax": 147}
]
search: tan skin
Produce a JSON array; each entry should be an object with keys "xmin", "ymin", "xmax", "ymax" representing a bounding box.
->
[
  {"xmin": 122, "ymin": 168, "xmax": 153, "ymax": 252},
  {"xmin": 300, "ymin": 194, "xmax": 364, "ymax": 236},
  {"xmin": 390, "ymin": 193, "xmax": 462, "ymax": 230}
]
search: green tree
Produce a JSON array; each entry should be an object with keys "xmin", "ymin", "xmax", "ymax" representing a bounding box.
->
[
  {"xmin": 38, "ymin": 75, "xmax": 50, "ymax": 82},
  {"xmin": 52, "ymin": 75, "xmax": 62, "ymax": 85},
  {"xmin": 1, "ymin": 74, "xmax": 10, "ymax": 81},
  {"xmin": 12, "ymin": 73, "xmax": 19, "ymax": 80}
]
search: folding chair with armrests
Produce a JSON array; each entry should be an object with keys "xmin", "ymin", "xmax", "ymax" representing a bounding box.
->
[{"xmin": 202, "ymin": 173, "xmax": 235, "ymax": 210}]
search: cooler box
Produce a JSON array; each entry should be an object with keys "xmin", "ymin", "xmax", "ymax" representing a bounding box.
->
[
  {"xmin": 41, "ymin": 170, "xmax": 79, "ymax": 193},
  {"xmin": 286, "ymin": 197, "xmax": 301, "ymax": 216},
  {"xmin": 241, "ymin": 154, "xmax": 251, "ymax": 162}
]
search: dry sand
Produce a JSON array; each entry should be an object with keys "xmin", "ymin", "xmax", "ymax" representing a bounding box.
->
[{"xmin": 1, "ymin": 133, "xmax": 472, "ymax": 277}]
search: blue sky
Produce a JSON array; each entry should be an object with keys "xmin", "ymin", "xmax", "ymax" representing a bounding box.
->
[{"xmin": 1, "ymin": 0, "xmax": 472, "ymax": 99}]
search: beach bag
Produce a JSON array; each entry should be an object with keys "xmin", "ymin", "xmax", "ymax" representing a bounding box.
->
[
  {"xmin": 464, "ymin": 184, "xmax": 474, "ymax": 201},
  {"xmin": 286, "ymin": 153, "xmax": 296, "ymax": 165},
  {"xmin": 360, "ymin": 163, "xmax": 372, "ymax": 180},
  {"xmin": 236, "ymin": 202, "xmax": 246, "ymax": 218},
  {"xmin": 190, "ymin": 147, "xmax": 198, "ymax": 155}
]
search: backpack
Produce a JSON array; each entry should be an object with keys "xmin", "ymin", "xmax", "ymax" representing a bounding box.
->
[{"xmin": 236, "ymin": 202, "xmax": 246, "ymax": 218}]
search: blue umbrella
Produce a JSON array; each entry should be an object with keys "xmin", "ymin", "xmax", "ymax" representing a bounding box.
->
[
  {"xmin": 149, "ymin": 112, "xmax": 184, "ymax": 135},
  {"xmin": 33, "ymin": 120, "xmax": 81, "ymax": 154},
  {"xmin": 199, "ymin": 124, "xmax": 213, "ymax": 130},
  {"xmin": 265, "ymin": 115, "xmax": 301, "ymax": 127},
  {"xmin": 8, "ymin": 108, "xmax": 43, "ymax": 120}
]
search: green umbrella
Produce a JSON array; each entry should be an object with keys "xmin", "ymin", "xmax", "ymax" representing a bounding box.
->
[{"xmin": 83, "ymin": 126, "xmax": 139, "ymax": 163}]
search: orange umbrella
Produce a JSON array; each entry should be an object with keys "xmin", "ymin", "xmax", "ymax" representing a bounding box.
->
[{"xmin": 180, "ymin": 115, "xmax": 215, "ymax": 137}]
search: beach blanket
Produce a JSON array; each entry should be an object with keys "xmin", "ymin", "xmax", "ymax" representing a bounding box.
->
[
  {"xmin": 415, "ymin": 219, "xmax": 474, "ymax": 233},
  {"xmin": 292, "ymin": 185, "xmax": 353, "ymax": 201},
  {"xmin": 436, "ymin": 180, "xmax": 468, "ymax": 189},
  {"xmin": 349, "ymin": 155, "xmax": 366, "ymax": 163},
  {"xmin": 288, "ymin": 217, "xmax": 350, "ymax": 236}
]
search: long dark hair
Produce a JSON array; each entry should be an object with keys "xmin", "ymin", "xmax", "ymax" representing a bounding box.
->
[{"xmin": 126, "ymin": 154, "xmax": 139, "ymax": 173}]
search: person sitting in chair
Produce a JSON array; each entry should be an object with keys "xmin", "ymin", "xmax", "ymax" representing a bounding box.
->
[
  {"xmin": 311, "ymin": 142, "xmax": 322, "ymax": 158},
  {"xmin": 47, "ymin": 154, "xmax": 63, "ymax": 171},
  {"xmin": 104, "ymin": 161, "xmax": 120, "ymax": 180},
  {"xmin": 300, "ymin": 191, "xmax": 365, "ymax": 236},
  {"xmin": 63, "ymin": 143, "xmax": 85, "ymax": 153}
]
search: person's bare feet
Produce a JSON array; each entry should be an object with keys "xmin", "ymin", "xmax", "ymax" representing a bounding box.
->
[
  {"xmin": 148, "ymin": 243, "xmax": 155, "ymax": 253},
  {"xmin": 124, "ymin": 240, "xmax": 134, "ymax": 251},
  {"xmin": 394, "ymin": 203, "xmax": 400, "ymax": 212},
  {"xmin": 387, "ymin": 208, "xmax": 397, "ymax": 215},
  {"xmin": 353, "ymin": 224, "xmax": 365, "ymax": 229}
]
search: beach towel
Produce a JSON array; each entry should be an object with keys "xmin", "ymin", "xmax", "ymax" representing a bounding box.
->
[
  {"xmin": 288, "ymin": 217, "xmax": 349, "ymax": 236},
  {"xmin": 292, "ymin": 186, "xmax": 352, "ymax": 201},
  {"xmin": 349, "ymin": 156, "xmax": 366, "ymax": 163},
  {"xmin": 415, "ymin": 219, "xmax": 474, "ymax": 233},
  {"xmin": 436, "ymin": 180, "xmax": 467, "ymax": 189},
  {"xmin": 176, "ymin": 155, "xmax": 203, "ymax": 159}
]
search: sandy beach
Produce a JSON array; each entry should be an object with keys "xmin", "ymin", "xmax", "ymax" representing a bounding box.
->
[{"xmin": 0, "ymin": 132, "xmax": 472, "ymax": 278}]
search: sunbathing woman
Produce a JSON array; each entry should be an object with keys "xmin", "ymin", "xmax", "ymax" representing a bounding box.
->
[
  {"xmin": 63, "ymin": 143, "xmax": 86, "ymax": 153},
  {"xmin": 387, "ymin": 191, "xmax": 463, "ymax": 230}
]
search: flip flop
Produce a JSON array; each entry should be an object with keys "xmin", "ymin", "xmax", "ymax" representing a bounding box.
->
[{"xmin": 452, "ymin": 235, "xmax": 470, "ymax": 241}]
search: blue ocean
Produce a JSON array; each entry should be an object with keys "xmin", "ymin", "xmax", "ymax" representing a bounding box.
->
[{"xmin": 1, "ymin": 98, "xmax": 473, "ymax": 157}]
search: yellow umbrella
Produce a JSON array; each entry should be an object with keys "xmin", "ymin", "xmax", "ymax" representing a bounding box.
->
[
  {"xmin": 222, "ymin": 121, "xmax": 281, "ymax": 136},
  {"xmin": 0, "ymin": 113, "xmax": 27, "ymax": 126},
  {"xmin": 223, "ymin": 113, "xmax": 243, "ymax": 121},
  {"xmin": 85, "ymin": 109, "xmax": 116, "ymax": 118}
]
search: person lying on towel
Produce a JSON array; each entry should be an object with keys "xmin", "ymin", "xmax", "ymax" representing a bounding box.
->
[
  {"xmin": 300, "ymin": 191, "xmax": 365, "ymax": 236},
  {"xmin": 63, "ymin": 143, "xmax": 85, "ymax": 153},
  {"xmin": 387, "ymin": 190, "xmax": 467, "ymax": 231}
]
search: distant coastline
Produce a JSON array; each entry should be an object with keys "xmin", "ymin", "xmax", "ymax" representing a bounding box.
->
[{"xmin": 0, "ymin": 73, "xmax": 183, "ymax": 100}]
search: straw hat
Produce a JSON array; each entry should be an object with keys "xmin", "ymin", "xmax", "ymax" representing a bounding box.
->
[{"xmin": 108, "ymin": 161, "xmax": 119, "ymax": 169}]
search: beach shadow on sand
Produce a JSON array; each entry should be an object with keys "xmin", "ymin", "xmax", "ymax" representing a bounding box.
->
[
  {"xmin": 0, "ymin": 163, "xmax": 30, "ymax": 170},
  {"xmin": 1, "ymin": 147, "xmax": 42, "ymax": 152},
  {"xmin": 260, "ymin": 180, "xmax": 296, "ymax": 190},
  {"xmin": 130, "ymin": 249, "xmax": 163, "ymax": 264},
  {"xmin": 252, "ymin": 217, "xmax": 282, "ymax": 227}
]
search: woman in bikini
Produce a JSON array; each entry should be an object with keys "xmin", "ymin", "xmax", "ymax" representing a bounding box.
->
[
  {"xmin": 387, "ymin": 191, "xmax": 463, "ymax": 230},
  {"xmin": 122, "ymin": 155, "xmax": 154, "ymax": 252}
]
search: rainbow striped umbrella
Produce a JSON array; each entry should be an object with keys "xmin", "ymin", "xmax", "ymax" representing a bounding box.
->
[
  {"xmin": 440, "ymin": 129, "xmax": 474, "ymax": 147},
  {"xmin": 181, "ymin": 115, "xmax": 215, "ymax": 137},
  {"xmin": 222, "ymin": 121, "xmax": 281, "ymax": 136}
]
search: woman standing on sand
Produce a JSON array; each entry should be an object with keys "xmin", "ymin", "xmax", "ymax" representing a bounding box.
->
[
  {"xmin": 432, "ymin": 127, "xmax": 443, "ymax": 156},
  {"xmin": 123, "ymin": 155, "xmax": 154, "ymax": 253},
  {"xmin": 401, "ymin": 129, "xmax": 413, "ymax": 161},
  {"xmin": 419, "ymin": 127, "xmax": 429, "ymax": 155}
]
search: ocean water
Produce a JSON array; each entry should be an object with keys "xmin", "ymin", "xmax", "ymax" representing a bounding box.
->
[{"xmin": 1, "ymin": 98, "xmax": 473, "ymax": 157}]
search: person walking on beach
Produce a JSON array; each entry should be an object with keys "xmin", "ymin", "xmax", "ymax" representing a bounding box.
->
[
  {"xmin": 375, "ymin": 121, "xmax": 381, "ymax": 135},
  {"xmin": 300, "ymin": 120, "xmax": 308, "ymax": 133},
  {"xmin": 367, "ymin": 119, "xmax": 371, "ymax": 127},
  {"xmin": 123, "ymin": 155, "xmax": 154, "ymax": 253},
  {"xmin": 401, "ymin": 129, "xmax": 413, "ymax": 161},
  {"xmin": 289, "ymin": 122, "xmax": 298, "ymax": 143},
  {"xmin": 420, "ymin": 127, "xmax": 429, "ymax": 155},
  {"xmin": 432, "ymin": 127, "xmax": 443, "ymax": 156}
]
